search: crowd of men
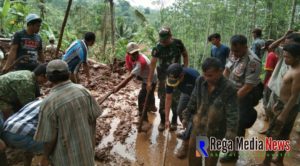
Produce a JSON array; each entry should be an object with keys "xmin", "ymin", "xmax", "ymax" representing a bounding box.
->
[{"xmin": 0, "ymin": 13, "xmax": 300, "ymax": 166}]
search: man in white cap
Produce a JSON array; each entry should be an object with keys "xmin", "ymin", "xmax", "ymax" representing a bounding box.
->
[
  {"xmin": 35, "ymin": 59, "xmax": 102, "ymax": 166},
  {"xmin": 113, "ymin": 42, "xmax": 157, "ymax": 131},
  {"xmin": 2, "ymin": 13, "xmax": 44, "ymax": 73}
]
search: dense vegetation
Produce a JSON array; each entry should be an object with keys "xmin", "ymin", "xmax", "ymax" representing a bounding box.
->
[{"xmin": 0, "ymin": 0, "xmax": 299, "ymax": 68}]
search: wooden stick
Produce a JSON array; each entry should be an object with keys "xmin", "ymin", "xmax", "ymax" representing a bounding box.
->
[
  {"xmin": 138, "ymin": 91, "xmax": 150, "ymax": 132},
  {"xmin": 99, "ymin": 91, "xmax": 114, "ymax": 105},
  {"xmin": 162, "ymin": 129, "xmax": 169, "ymax": 166}
]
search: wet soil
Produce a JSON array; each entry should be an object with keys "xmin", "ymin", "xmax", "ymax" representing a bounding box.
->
[{"xmin": 4, "ymin": 59, "xmax": 300, "ymax": 166}]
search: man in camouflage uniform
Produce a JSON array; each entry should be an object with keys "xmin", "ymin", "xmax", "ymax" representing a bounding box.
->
[
  {"xmin": 185, "ymin": 57, "xmax": 238, "ymax": 166},
  {"xmin": 221, "ymin": 35, "xmax": 262, "ymax": 162},
  {"xmin": 0, "ymin": 64, "xmax": 47, "ymax": 166},
  {"xmin": 147, "ymin": 27, "xmax": 189, "ymax": 131}
]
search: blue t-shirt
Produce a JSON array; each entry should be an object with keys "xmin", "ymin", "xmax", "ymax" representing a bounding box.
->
[
  {"xmin": 62, "ymin": 40, "xmax": 87, "ymax": 72},
  {"xmin": 166, "ymin": 68, "xmax": 200, "ymax": 95},
  {"xmin": 211, "ymin": 44, "xmax": 230, "ymax": 68}
]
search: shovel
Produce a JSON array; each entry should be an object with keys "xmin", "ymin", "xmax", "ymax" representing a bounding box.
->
[
  {"xmin": 138, "ymin": 90, "xmax": 150, "ymax": 132},
  {"xmin": 99, "ymin": 91, "xmax": 114, "ymax": 105}
]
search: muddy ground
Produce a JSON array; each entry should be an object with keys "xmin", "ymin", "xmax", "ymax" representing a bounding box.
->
[{"xmin": 4, "ymin": 59, "xmax": 300, "ymax": 166}]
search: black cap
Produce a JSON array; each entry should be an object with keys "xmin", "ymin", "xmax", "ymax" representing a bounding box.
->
[
  {"xmin": 159, "ymin": 28, "xmax": 171, "ymax": 41},
  {"xmin": 166, "ymin": 63, "xmax": 183, "ymax": 87}
]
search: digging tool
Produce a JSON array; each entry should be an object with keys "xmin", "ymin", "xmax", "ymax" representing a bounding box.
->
[
  {"xmin": 0, "ymin": 55, "xmax": 30, "ymax": 75},
  {"xmin": 99, "ymin": 91, "xmax": 114, "ymax": 105},
  {"xmin": 162, "ymin": 128, "xmax": 170, "ymax": 166},
  {"xmin": 138, "ymin": 90, "xmax": 150, "ymax": 132}
]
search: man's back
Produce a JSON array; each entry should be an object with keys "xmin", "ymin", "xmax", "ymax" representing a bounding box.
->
[
  {"xmin": 62, "ymin": 40, "xmax": 87, "ymax": 72},
  {"xmin": 35, "ymin": 81, "xmax": 101, "ymax": 166},
  {"xmin": 0, "ymin": 70, "xmax": 36, "ymax": 107}
]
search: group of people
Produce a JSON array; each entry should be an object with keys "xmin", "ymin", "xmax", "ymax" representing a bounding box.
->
[
  {"xmin": 0, "ymin": 12, "xmax": 299, "ymax": 166},
  {"xmin": 0, "ymin": 13, "xmax": 101, "ymax": 166},
  {"xmin": 117, "ymin": 27, "xmax": 300, "ymax": 166}
]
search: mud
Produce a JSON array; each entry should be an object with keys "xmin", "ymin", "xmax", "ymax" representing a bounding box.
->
[{"xmin": 4, "ymin": 59, "xmax": 300, "ymax": 166}]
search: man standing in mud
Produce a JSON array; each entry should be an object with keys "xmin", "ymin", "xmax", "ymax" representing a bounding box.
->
[
  {"xmin": 62, "ymin": 32, "xmax": 95, "ymax": 83},
  {"xmin": 258, "ymin": 43, "xmax": 300, "ymax": 166},
  {"xmin": 34, "ymin": 60, "xmax": 102, "ymax": 166},
  {"xmin": 2, "ymin": 13, "xmax": 44, "ymax": 73},
  {"xmin": 221, "ymin": 35, "xmax": 262, "ymax": 162},
  {"xmin": 186, "ymin": 57, "xmax": 238, "ymax": 166},
  {"xmin": 147, "ymin": 27, "xmax": 189, "ymax": 131}
]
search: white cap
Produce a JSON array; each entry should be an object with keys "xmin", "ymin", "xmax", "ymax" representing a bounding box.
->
[
  {"xmin": 126, "ymin": 42, "xmax": 140, "ymax": 54},
  {"xmin": 25, "ymin": 13, "xmax": 42, "ymax": 24}
]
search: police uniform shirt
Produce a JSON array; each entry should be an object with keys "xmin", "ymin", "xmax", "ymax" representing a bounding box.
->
[{"xmin": 225, "ymin": 49, "xmax": 261, "ymax": 89}]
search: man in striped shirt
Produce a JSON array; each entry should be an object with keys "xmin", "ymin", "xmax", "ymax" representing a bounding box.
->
[
  {"xmin": 2, "ymin": 99, "xmax": 44, "ymax": 166},
  {"xmin": 62, "ymin": 32, "xmax": 95, "ymax": 83},
  {"xmin": 34, "ymin": 60, "xmax": 102, "ymax": 166}
]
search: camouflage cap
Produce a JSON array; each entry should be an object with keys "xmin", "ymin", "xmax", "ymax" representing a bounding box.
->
[{"xmin": 46, "ymin": 59, "xmax": 69, "ymax": 74}]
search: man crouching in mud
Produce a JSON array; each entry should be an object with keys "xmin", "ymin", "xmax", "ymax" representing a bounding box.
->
[
  {"xmin": 185, "ymin": 57, "xmax": 238, "ymax": 166},
  {"xmin": 257, "ymin": 43, "xmax": 300, "ymax": 166}
]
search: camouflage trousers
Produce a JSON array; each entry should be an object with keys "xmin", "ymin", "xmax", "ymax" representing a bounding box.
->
[{"xmin": 157, "ymin": 71, "xmax": 180, "ymax": 124}]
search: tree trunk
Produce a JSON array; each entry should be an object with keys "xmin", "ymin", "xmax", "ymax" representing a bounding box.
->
[
  {"xmin": 289, "ymin": 0, "xmax": 297, "ymax": 29},
  {"xmin": 39, "ymin": 0, "xmax": 45, "ymax": 19},
  {"xmin": 252, "ymin": 0, "xmax": 257, "ymax": 29},
  {"xmin": 100, "ymin": 3, "xmax": 108, "ymax": 59},
  {"xmin": 56, "ymin": 0, "xmax": 73, "ymax": 56},
  {"xmin": 233, "ymin": 0, "xmax": 240, "ymax": 34},
  {"xmin": 109, "ymin": 0, "xmax": 115, "ymax": 59}
]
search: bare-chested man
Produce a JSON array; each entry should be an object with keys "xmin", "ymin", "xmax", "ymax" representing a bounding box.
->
[{"xmin": 259, "ymin": 42, "xmax": 300, "ymax": 166}]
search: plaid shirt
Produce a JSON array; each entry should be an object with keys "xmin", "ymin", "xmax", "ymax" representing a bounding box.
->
[
  {"xmin": 34, "ymin": 81, "xmax": 102, "ymax": 166},
  {"xmin": 3, "ymin": 99, "xmax": 42, "ymax": 137}
]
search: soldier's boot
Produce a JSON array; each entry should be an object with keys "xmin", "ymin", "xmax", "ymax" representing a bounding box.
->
[
  {"xmin": 170, "ymin": 123, "xmax": 177, "ymax": 131},
  {"xmin": 141, "ymin": 121, "xmax": 151, "ymax": 132},
  {"xmin": 147, "ymin": 104, "xmax": 157, "ymax": 113},
  {"xmin": 175, "ymin": 140, "xmax": 189, "ymax": 159},
  {"xmin": 219, "ymin": 151, "xmax": 238, "ymax": 163},
  {"xmin": 158, "ymin": 123, "xmax": 165, "ymax": 132},
  {"xmin": 176, "ymin": 130, "xmax": 185, "ymax": 140}
]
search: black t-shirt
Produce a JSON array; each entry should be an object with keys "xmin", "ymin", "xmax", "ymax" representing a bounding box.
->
[
  {"xmin": 12, "ymin": 29, "xmax": 42, "ymax": 69},
  {"xmin": 166, "ymin": 67, "xmax": 200, "ymax": 95}
]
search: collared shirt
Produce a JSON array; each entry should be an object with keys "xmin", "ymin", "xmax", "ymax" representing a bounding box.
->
[
  {"xmin": 225, "ymin": 49, "xmax": 261, "ymax": 88},
  {"xmin": 3, "ymin": 99, "xmax": 42, "ymax": 137},
  {"xmin": 185, "ymin": 76, "xmax": 238, "ymax": 136},
  {"xmin": 0, "ymin": 70, "xmax": 39, "ymax": 111},
  {"xmin": 34, "ymin": 81, "xmax": 102, "ymax": 166}
]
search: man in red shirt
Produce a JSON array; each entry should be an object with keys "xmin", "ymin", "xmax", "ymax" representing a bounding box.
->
[
  {"xmin": 262, "ymin": 39, "xmax": 278, "ymax": 124},
  {"xmin": 113, "ymin": 42, "xmax": 157, "ymax": 131}
]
